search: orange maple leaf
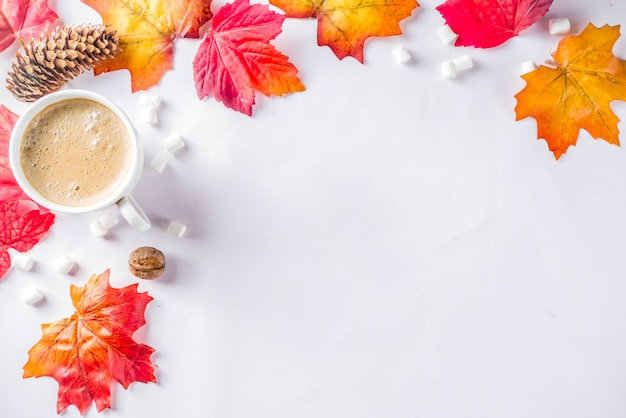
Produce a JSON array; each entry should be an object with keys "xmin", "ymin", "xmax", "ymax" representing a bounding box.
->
[
  {"xmin": 23, "ymin": 270, "xmax": 155, "ymax": 415},
  {"xmin": 270, "ymin": 0, "xmax": 419, "ymax": 63},
  {"xmin": 81, "ymin": 0, "xmax": 213, "ymax": 92},
  {"xmin": 514, "ymin": 23, "xmax": 626, "ymax": 159}
]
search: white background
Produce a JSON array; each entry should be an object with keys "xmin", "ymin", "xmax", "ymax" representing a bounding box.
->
[{"xmin": 2, "ymin": 0, "xmax": 626, "ymax": 417}]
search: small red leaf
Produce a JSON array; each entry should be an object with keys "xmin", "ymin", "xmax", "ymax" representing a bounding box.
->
[
  {"xmin": 0, "ymin": 0, "xmax": 59, "ymax": 52},
  {"xmin": 193, "ymin": 0, "xmax": 305, "ymax": 116},
  {"xmin": 436, "ymin": 0, "xmax": 553, "ymax": 48},
  {"xmin": 0, "ymin": 200, "xmax": 54, "ymax": 278}
]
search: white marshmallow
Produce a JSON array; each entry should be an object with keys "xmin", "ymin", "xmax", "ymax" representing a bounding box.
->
[
  {"xmin": 90, "ymin": 220, "xmax": 107, "ymax": 238},
  {"xmin": 521, "ymin": 61, "xmax": 538, "ymax": 74},
  {"xmin": 453, "ymin": 54, "xmax": 473, "ymax": 72},
  {"xmin": 11, "ymin": 253, "xmax": 34, "ymax": 271},
  {"xmin": 549, "ymin": 18, "xmax": 570, "ymax": 35},
  {"xmin": 163, "ymin": 133, "xmax": 185, "ymax": 155},
  {"xmin": 55, "ymin": 255, "xmax": 77, "ymax": 275},
  {"xmin": 140, "ymin": 107, "xmax": 158, "ymax": 125},
  {"xmin": 139, "ymin": 92, "xmax": 162, "ymax": 109},
  {"xmin": 100, "ymin": 212, "xmax": 119, "ymax": 230},
  {"xmin": 167, "ymin": 221, "xmax": 187, "ymax": 238},
  {"xmin": 437, "ymin": 24, "xmax": 458, "ymax": 44},
  {"xmin": 441, "ymin": 61, "xmax": 456, "ymax": 78},
  {"xmin": 150, "ymin": 155, "xmax": 168, "ymax": 173},
  {"xmin": 392, "ymin": 45, "xmax": 411, "ymax": 64},
  {"xmin": 21, "ymin": 287, "xmax": 44, "ymax": 305}
]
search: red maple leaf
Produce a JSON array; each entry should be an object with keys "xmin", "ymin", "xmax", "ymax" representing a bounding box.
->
[
  {"xmin": 0, "ymin": 0, "xmax": 59, "ymax": 52},
  {"xmin": 436, "ymin": 0, "xmax": 553, "ymax": 48},
  {"xmin": 0, "ymin": 105, "xmax": 34, "ymax": 203},
  {"xmin": 193, "ymin": 0, "xmax": 305, "ymax": 116},
  {"xmin": 23, "ymin": 270, "xmax": 155, "ymax": 415},
  {"xmin": 0, "ymin": 200, "xmax": 54, "ymax": 278}
]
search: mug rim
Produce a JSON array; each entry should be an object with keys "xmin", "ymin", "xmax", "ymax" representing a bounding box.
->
[{"xmin": 9, "ymin": 89, "xmax": 142, "ymax": 214}]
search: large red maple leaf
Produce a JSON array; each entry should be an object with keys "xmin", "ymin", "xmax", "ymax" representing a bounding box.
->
[
  {"xmin": 436, "ymin": 0, "xmax": 553, "ymax": 48},
  {"xmin": 23, "ymin": 270, "xmax": 155, "ymax": 415},
  {"xmin": 193, "ymin": 0, "xmax": 305, "ymax": 116},
  {"xmin": 0, "ymin": 0, "xmax": 59, "ymax": 52},
  {"xmin": 0, "ymin": 200, "xmax": 54, "ymax": 278}
]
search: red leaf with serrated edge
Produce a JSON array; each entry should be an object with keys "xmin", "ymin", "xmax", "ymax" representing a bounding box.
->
[
  {"xmin": 0, "ymin": 200, "xmax": 54, "ymax": 278},
  {"xmin": 23, "ymin": 270, "xmax": 155, "ymax": 415},
  {"xmin": 193, "ymin": 0, "xmax": 305, "ymax": 116},
  {"xmin": 0, "ymin": 105, "xmax": 32, "ymax": 203},
  {"xmin": 436, "ymin": 0, "xmax": 553, "ymax": 48},
  {"xmin": 0, "ymin": 0, "xmax": 59, "ymax": 52}
]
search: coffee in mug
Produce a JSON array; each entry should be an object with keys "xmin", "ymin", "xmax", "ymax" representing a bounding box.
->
[
  {"xmin": 20, "ymin": 98, "xmax": 131, "ymax": 207},
  {"xmin": 10, "ymin": 90, "xmax": 151, "ymax": 231}
]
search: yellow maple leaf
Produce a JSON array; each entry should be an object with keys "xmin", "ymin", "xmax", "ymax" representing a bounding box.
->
[
  {"xmin": 515, "ymin": 23, "xmax": 626, "ymax": 159},
  {"xmin": 270, "ymin": 0, "xmax": 419, "ymax": 63},
  {"xmin": 81, "ymin": 0, "xmax": 213, "ymax": 92}
]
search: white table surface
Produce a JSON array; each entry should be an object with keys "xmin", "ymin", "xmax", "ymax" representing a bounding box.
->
[{"xmin": 2, "ymin": 0, "xmax": 626, "ymax": 417}]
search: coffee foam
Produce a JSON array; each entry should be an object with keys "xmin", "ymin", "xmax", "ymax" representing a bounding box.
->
[{"xmin": 20, "ymin": 99, "xmax": 132, "ymax": 207}]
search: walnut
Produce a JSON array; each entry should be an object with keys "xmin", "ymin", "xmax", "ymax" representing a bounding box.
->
[{"xmin": 128, "ymin": 246, "xmax": 165, "ymax": 279}]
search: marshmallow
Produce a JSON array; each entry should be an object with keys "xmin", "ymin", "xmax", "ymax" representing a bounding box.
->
[
  {"xmin": 139, "ymin": 92, "xmax": 162, "ymax": 109},
  {"xmin": 163, "ymin": 133, "xmax": 185, "ymax": 155},
  {"xmin": 21, "ymin": 287, "xmax": 44, "ymax": 306},
  {"xmin": 150, "ymin": 155, "xmax": 168, "ymax": 173},
  {"xmin": 453, "ymin": 54, "xmax": 473, "ymax": 72},
  {"xmin": 521, "ymin": 61, "xmax": 538, "ymax": 74},
  {"xmin": 140, "ymin": 107, "xmax": 158, "ymax": 125},
  {"xmin": 167, "ymin": 221, "xmax": 187, "ymax": 238},
  {"xmin": 11, "ymin": 253, "xmax": 34, "ymax": 271},
  {"xmin": 392, "ymin": 45, "xmax": 411, "ymax": 64},
  {"xmin": 55, "ymin": 255, "xmax": 77, "ymax": 275},
  {"xmin": 441, "ymin": 61, "xmax": 456, "ymax": 78},
  {"xmin": 549, "ymin": 18, "xmax": 570, "ymax": 35},
  {"xmin": 90, "ymin": 220, "xmax": 107, "ymax": 238},
  {"xmin": 437, "ymin": 24, "xmax": 458, "ymax": 44},
  {"xmin": 100, "ymin": 212, "xmax": 119, "ymax": 230}
]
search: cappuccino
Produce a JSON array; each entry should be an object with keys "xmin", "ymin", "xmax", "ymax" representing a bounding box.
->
[{"xmin": 20, "ymin": 98, "xmax": 131, "ymax": 207}]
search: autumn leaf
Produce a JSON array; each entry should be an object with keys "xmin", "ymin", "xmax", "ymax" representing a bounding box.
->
[
  {"xmin": 514, "ymin": 24, "xmax": 626, "ymax": 159},
  {"xmin": 0, "ymin": 0, "xmax": 59, "ymax": 52},
  {"xmin": 0, "ymin": 200, "xmax": 54, "ymax": 278},
  {"xmin": 270, "ymin": 0, "xmax": 419, "ymax": 62},
  {"xmin": 436, "ymin": 0, "xmax": 552, "ymax": 48},
  {"xmin": 23, "ymin": 270, "xmax": 155, "ymax": 415},
  {"xmin": 81, "ymin": 0, "xmax": 213, "ymax": 92},
  {"xmin": 193, "ymin": 0, "xmax": 305, "ymax": 116},
  {"xmin": 0, "ymin": 105, "xmax": 32, "ymax": 203}
]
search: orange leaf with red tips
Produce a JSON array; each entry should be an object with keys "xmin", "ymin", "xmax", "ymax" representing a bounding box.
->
[
  {"xmin": 23, "ymin": 270, "xmax": 155, "ymax": 415},
  {"xmin": 270, "ymin": 0, "xmax": 419, "ymax": 62},
  {"xmin": 515, "ymin": 23, "xmax": 626, "ymax": 159},
  {"xmin": 81, "ymin": 0, "xmax": 212, "ymax": 92},
  {"xmin": 0, "ymin": 200, "xmax": 54, "ymax": 279},
  {"xmin": 193, "ymin": 0, "xmax": 305, "ymax": 116},
  {"xmin": 0, "ymin": 0, "xmax": 59, "ymax": 52}
]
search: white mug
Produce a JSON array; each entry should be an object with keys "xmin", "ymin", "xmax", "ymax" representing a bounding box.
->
[{"xmin": 9, "ymin": 89, "xmax": 151, "ymax": 231}]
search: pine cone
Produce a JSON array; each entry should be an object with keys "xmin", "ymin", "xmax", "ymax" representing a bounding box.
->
[{"xmin": 6, "ymin": 24, "xmax": 120, "ymax": 102}]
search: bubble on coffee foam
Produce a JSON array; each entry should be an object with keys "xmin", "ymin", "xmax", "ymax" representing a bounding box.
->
[{"xmin": 88, "ymin": 110, "xmax": 101, "ymax": 120}]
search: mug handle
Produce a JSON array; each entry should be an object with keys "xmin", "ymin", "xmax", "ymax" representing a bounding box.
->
[{"xmin": 117, "ymin": 195, "xmax": 151, "ymax": 231}]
